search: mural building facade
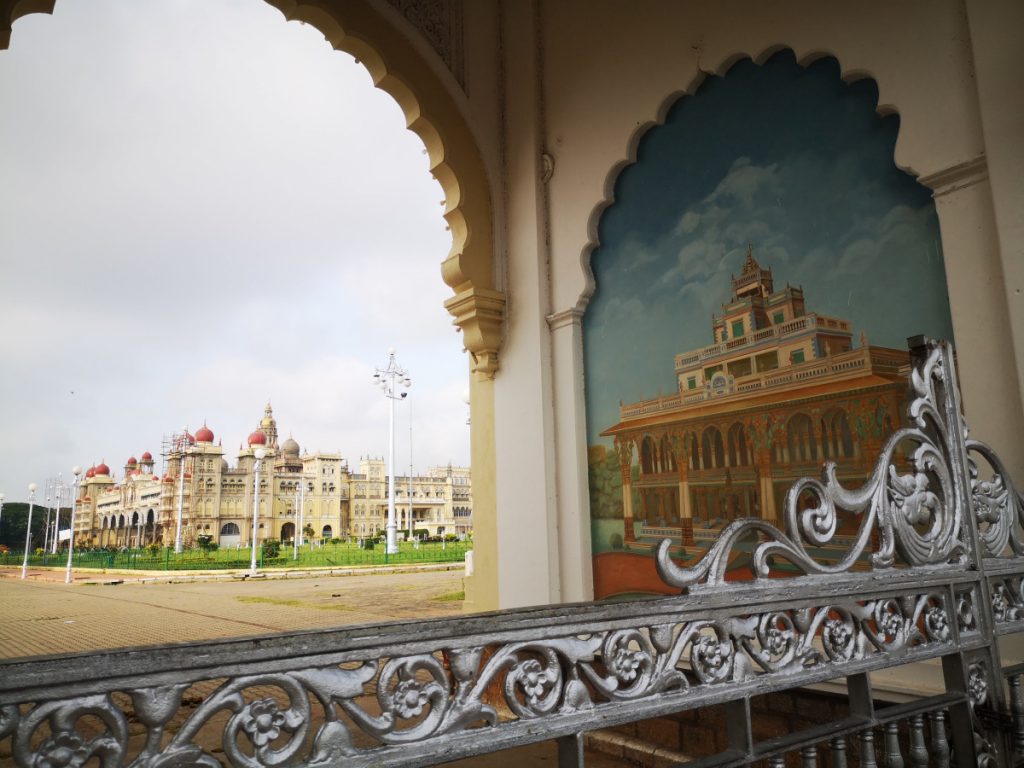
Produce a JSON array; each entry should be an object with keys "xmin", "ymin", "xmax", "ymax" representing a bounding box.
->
[{"xmin": 584, "ymin": 53, "xmax": 955, "ymax": 598}]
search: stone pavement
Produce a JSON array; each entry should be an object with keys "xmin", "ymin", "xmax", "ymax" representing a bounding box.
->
[{"xmin": 0, "ymin": 567, "xmax": 466, "ymax": 659}]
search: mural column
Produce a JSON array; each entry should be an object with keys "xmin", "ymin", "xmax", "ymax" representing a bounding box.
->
[
  {"xmin": 755, "ymin": 448, "xmax": 777, "ymax": 523},
  {"xmin": 676, "ymin": 457, "xmax": 693, "ymax": 545},
  {"xmin": 615, "ymin": 439, "xmax": 635, "ymax": 543}
]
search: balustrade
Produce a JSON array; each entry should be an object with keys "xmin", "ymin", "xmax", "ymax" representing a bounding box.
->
[{"xmin": 3, "ymin": 339, "xmax": 1024, "ymax": 767}]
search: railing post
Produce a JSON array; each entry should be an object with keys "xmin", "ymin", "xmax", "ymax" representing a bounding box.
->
[
  {"xmin": 726, "ymin": 697, "xmax": 754, "ymax": 758},
  {"xmin": 929, "ymin": 711, "xmax": 951, "ymax": 768},
  {"xmin": 908, "ymin": 714, "xmax": 928, "ymax": 768},
  {"xmin": 830, "ymin": 736, "xmax": 848, "ymax": 768},
  {"xmin": 941, "ymin": 654, "xmax": 979, "ymax": 768},
  {"xmin": 848, "ymin": 673, "xmax": 875, "ymax": 721},
  {"xmin": 1009, "ymin": 674, "xmax": 1024, "ymax": 759},
  {"xmin": 883, "ymin": 723, "xmax": 903, "ymax": 768},
  {"xmin": 556, "ymin": 733, "xmax": 585, "ymax": 768}
]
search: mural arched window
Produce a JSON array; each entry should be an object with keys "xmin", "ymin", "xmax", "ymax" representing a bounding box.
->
[
  {"xmin": 702, "ymin": 427, "xmax": 725, "ymax": 469},
  {"xmin": 727, "ymin": 423, "xmax": 749, "ymax": 466},
  {"xmin": 220, "ymin": 522, "xmax": 240, "ymax": 536},
  {"xmin": 822, "ymin": 408, "xmax": 855, "ymax": 459},
  {"xmin": 660, "ymin": 436, "xmax": 677, "ymax": 472},
  {"xmin": 641, "ymin": 436, "xmax": 656, "ymax": 474},
  {"xmin": 787, "ymin": 413, "xmax": 817, "ymax": 463}
]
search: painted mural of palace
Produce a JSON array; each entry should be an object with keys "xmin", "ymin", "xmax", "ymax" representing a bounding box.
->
[
  {"xmin": 71, "ymin": 403, "xmax": 472, "ymax": 548},
  {"xmin": 600, "ymin": 249, "xmax": 909, "ymax": 546}
]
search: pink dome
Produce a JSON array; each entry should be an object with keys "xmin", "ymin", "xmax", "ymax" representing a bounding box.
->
[
  {"xmin": 141, "ymin": 451, "xmax": 153, "ymax": 462},
  {"xmin": 195, "ymin": 425, "xmax": 214, "ymax": 443},
  {"xmin": 126, "ymin": 456, "xmax": 138, "ymax": 466},
  {"xmin": 94, "ymin": 463, "xmax": 110, "ymax": 476},
  {"xmin": 248, "ymin": 430, "xmax": 267, "ymax": 446},
  {"xmin": 85, "ymin": 467, "xmax": 96, "ymax": 478}
]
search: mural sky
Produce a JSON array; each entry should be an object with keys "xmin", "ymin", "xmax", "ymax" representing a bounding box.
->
[{"xmin": 583, "ymin": 52, "xmax": 954, "ymax": 448}]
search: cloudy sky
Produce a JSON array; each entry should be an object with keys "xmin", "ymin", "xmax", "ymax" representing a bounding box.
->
[
  {"xmin": 584, "ymin": 52, "xmax": 954, "ymax": 446},
  {"xmin": 0, "ymin": 0, "xmax": 469, "ymax": 501}
]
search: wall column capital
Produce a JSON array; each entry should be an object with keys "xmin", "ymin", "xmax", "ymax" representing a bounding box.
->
[{"xmin": 444, "ymin": 287, "xmax": 506, "ymax": 380}]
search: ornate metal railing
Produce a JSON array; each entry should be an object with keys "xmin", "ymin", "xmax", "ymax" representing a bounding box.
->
[{"xmin": 1, "ymin": 338, "xmax": 1023, "ymax": 767}]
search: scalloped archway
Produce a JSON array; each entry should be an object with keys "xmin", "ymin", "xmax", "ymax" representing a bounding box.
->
[{"xmin": 1, "ymin": 0, "xmax": 505, "ymax": 608}]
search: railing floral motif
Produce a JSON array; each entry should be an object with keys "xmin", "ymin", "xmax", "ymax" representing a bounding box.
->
[{"xmin": 656, "ymin": 340, "xmax": 970, "ymax": 589}]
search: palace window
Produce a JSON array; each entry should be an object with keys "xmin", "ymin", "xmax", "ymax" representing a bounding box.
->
[
  {"xmin": 755, "ymin": 351, "xmax": 780, "ymax": 372},
  {"xmin": 687, "ymin": 376, "xmax": 697, "ymax": 390},
  {"xmin": 731, "ymin": 319, "xmax": 744, "ymax": 338},
  {"xmin": 791, "ymin": 349, "xmax": 805, "ymax": 364},
  {"xmin": 773, "ymin": 311, "xmax": 785, "ymax": 325}
]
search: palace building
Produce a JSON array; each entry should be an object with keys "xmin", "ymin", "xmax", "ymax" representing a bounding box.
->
[
  {"xmin": 600, "ymin": 250, "xmax": 909, "ymax": 546},
  {"xmin": 71, "ymin": 403, "xmax": 472, "ymax": 548}
]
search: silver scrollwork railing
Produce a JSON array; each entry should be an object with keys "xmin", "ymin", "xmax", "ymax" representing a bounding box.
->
[{"xmin": 1, "ymin": 338, "xmax": 1022, "ymax": 768}]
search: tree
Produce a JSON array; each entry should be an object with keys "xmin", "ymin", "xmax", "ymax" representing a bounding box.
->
[{"xmin": 0, "ymin": 502, "xmax": 61, "ymax": 550}]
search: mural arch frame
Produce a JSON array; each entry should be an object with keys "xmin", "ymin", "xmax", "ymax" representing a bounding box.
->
[
  {"xmin": 1, "ymin": 0, "xmax": 505, "ymax": 607},
  {"xmin": 573, "ymin": 43, "xmax": 972, "ymax": 598}
]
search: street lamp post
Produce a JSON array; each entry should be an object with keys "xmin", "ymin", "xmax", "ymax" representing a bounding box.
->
[
  {"xmin": 50, "ymin": 476, "xmax": 63, "ymax": 554},
  {"xmin": 373, "ymin": 348, "xmax": 411, "ymax": 555},
  {"xmin": 175, "ymin": 429, "xmax": 188, "ymax": 554},
  {"xmin": 65, "ymin": 466, "xmax": 82, "ymax": 584},
  {"xmin": 20, "ymin": 483, "xmax": 38, "ymax": 580},
  {"xmin": 408, "ymin": 396, "xmax": 414, "ymax": 539},
  {"xmin": 298, "ymin": 479, "xmax": 305, "ymax": 549},
  {"xmin": 250, "ymin": 447, "xmax": 266, "ymax": 575},
  {"xmin": 42, "ymin": 485, "xmax": 52, "ymax": 554},
  {"xmin": 0, "ymin": 493, "xmax": 5, "ymax": 533}
]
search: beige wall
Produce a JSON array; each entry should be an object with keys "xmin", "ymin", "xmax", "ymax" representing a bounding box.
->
[{"xmin": 473, "ymin": 0, "xmax": 1024, "ymax": 608}]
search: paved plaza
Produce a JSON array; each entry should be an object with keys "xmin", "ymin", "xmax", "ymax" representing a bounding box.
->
[
  {"xmin": 0, "ymin": 566, "xmax": 633, "ymax": 766},
  {"xmin": 0, "ymin": 566, "xmax": 466, "ymax": 659}
]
